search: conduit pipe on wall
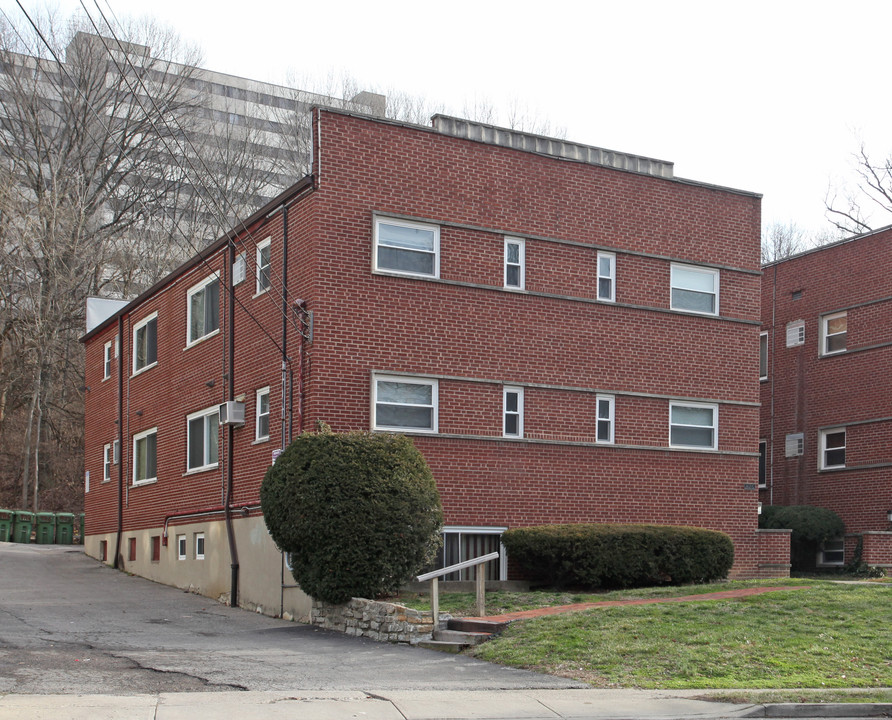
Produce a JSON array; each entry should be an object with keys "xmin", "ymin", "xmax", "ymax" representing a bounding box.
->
[
  {"xmin": 161, "ymin": 504, "xmax": 260, "ymax": 545},
  {"xmin": 225, "ymin": 241, "xmax": 240, "ymax": 607},
  {"xmin": 113, "ymin": 314, "xmax": 125, "ymax": 569}
]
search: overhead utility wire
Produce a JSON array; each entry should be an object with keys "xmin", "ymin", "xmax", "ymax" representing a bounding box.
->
[
  {"xmin": 11, "ymin": 0, "xmax": 292, "ymax": 356},
  {"xmin": 85, "ymin": 0, "xmax": 304, "ymax": 332}
]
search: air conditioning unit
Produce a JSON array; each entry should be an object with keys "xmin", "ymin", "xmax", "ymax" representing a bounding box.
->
[{"xmin": 219, "ymin": 400, "xmax": 245, "ymax": 426}]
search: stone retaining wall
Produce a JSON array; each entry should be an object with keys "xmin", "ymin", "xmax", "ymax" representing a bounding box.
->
[{"xmin": 310, "ymin": 597, "xmax": 447, "ymax": 644}]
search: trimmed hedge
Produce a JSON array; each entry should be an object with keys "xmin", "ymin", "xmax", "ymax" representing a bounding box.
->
[
  {"xmin": 260, "ymin": 431, "xmax": 443, "ymax": 604},
  {"xmin": 501, "ymin": 523, "xmax": 734, "ymax": 589}
]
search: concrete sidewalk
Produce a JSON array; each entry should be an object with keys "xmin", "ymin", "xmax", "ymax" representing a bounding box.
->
[{"xmin": 1, "ymin": 689, "xmax": 889, "ymax": 720}]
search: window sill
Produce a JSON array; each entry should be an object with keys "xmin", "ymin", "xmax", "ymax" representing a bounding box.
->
[
  {"xmin": 183, "ymin": 464, "xmax": 219, "ymax": 477},
  {"xmin": 252, "ymin": 288, "xmax": 270, "ymax": 299},
  {"xmin": 252, "ymin": 436, "xmax": 270, "ymax": 445},
  {"xmin": 819, "ymin": 350, "xmax": 847, "ymax": 358},
  {"xmin": 131, "ymin": 362, "xmax": 158, "ymax": 378},
  {"xmin": 184, "ymin": 328, "xmax": 221, "ymax": 350},
  {"xmin": 372, "ymin": 268, "xmax": 439, "ymax": 281},
  {"xmin": 132, "ymin": 479, "xmax": 157, "ymax": 487}
]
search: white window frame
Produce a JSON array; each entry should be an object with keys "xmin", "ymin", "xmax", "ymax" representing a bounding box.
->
[
  {"xmin": 669, "ymin": 401, "xmax": 718, "ymax": 450},
  {"xmin": 786, "ymin": 320, "xmax": 805, "ymax": 347},
  {"xmin": 132, "ymin": 312, "xmax": 158, "ymax": 375},
  {"xmin": 817, "ymin": 538, "xmax": 845, "ymax": 567},
  {"xmin": 255, "ymin": 386, "xmax": 270, "ymax": 442},
  {"xmin": 195, "ymin": 533, "xmax": 205, "ymax": 560},
  {"xmin": 759, "ymin": 331, "xmax": 768, "ymax": 381},
  {"xmin": 596, "ymin": 394, "xmax": 615, "ymax": 444},
  {"xmin": 372, "ymin": 375, "xmax": 438, "ymax": 433},
  {"xmin": 186, "ymin": 273, "xmax": 221, "ymax": 347},
  {"xmin": 177, "ymin": 534, "xmax": 187, "ymax": 561},
  {"xmin": 597, "ymin": 251, "xmax": 616, "ymax": 302},
  {"xmin": 504, "ymin": 238, "xmax": 525, "ymax": 289},
  {"xmin": 819, "ymin": 427, "xmax": 846, "ymax": 470},
  {"xmin": 440, "ymin": 526, "xmax": 508, "ymax": 581},
  {"xmin": 186, "ymin": 405, "xmax": 220, "ymax": 472},
  {"xmin": 103, "ymin": 340, "xmax": 113, "ymax": 380},
  {"xmin": 670, "ymin": 264, "xmax": 719, "ymax": 316},
  {"xmin": 132, "ymin": 427, "xmax": 158, "ymax": 486},
  {"xmin": 255, "ymin": 238, "xmax": 271, "ymax": 295},
  {"xmin": 820, "ymin": 311, "xmax": 847, "ymax": 356},
  {"xmin": 103, "ymin": 443, "xmax": 113, "ymax": 483},
  {"xmin": 373, "ymin": 217, "xmax": 440, "ymax": 279},
  {"xmin": 503, "ymin": 386, "xmax": 524, "ymax": 438}
]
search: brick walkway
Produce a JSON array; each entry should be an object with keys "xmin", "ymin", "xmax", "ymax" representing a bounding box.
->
[{"xmin": 462, "ymin": 585, "xmax": 810, "ymax": 623}]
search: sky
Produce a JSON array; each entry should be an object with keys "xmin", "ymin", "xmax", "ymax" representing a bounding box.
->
[{"xmin": 7, "ymin": 0, "xmax": 892, "ymax": 238}]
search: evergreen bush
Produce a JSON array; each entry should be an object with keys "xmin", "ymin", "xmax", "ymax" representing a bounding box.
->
[
  {"xmin": 260, "ymin": 431, "xmax": 443, "ymax": 604},
  {"xmin": 501, "ymin": 523, "xmax": 734, "ymax": 589},
  {"xmin": 759, "ymin": 505, "xmax": 845, "ymax": 571}
]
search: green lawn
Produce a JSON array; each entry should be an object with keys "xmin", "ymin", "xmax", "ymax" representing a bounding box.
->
[{"xmin": 462, "ymin": 581, "xmax": 891, "ymax": 690}]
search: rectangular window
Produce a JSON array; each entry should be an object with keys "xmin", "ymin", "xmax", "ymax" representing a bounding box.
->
[
  {"xmin": 818, "ymin": 538, "xmax": 845, "ymax": 566},
  {"xmin": 256, "ymin": 238, "xmax": 271, "ymax": 294},
  {"xmin": 669, "ymin": 402, "xmax": 717, "ymax": 450},
  {"xmin": 195, "ymin": 533, "xmax": 205, "ymax": 560},
  {"xmin": 785, "ymin": 432, "xmax": 804, "ymax": 457},
  {"xmin": 113, "ymin": 439, "xmax": 120, "ymax": 465},
  {"xmin": 759, "ymin": 332, "xmax": 768, "ymax": 380},
  {"xmin": 187, "ymin": 406, "xmax": 220, "ymax": 472},
  {"xmin": 151, "ymin": 536, "xmax": 161, "ymax": 563},
  {"xmin": 133, "ymin": 313, "xmax": 158, "ymax": 374},
  {"xmin": 133, "ymin": 428, "xmax": 158, "ymax": 485},
  {"xmin": 820, "ymin": 428, "xmax": 846, "ymax": 469},
  {"xmin": 438, "ymin": 527, "xmax": 507, "ymax": 581},
  {"xmin": 99, "ymin": 540, "xmax": 107, "ymax": 562},
  {"xmin": 177, "ymin": 534, "xmax": 187, "ymax": 560},
  {"xmin": 103, "ymin": 340, "xmax": 113, "ymax": 380},
  {"xmin": 504, "ymin": 238, "xmax": 524, "ymax": 289},
  {"xmin": 233, "ymin": 253, "xmax": 246, "ymax": 285},
  {"xmin": 256, "ymin": 386, "xmax": 270, "ymax": 441},
  {"xmin": 503, "ymin": 386, "xmax": 523, "ymax": 437},
  {"xmin": 821, "ymin": 312, "xmax": 847, "ymax": 355},
  {"xmin": 374, "ymin": 217, "xmax": 439, "ymax": 278},
  {"xmin": 596, "ymin": 394, "xmax": 615, "ymax": 444},
  {"xmin": 670, "ymin": 264, "xmax": 719, "ymax": 315},
  {"xmin": 186, "ymin": 274, "xmax": 220, "ymax": 345},
  {"xmin": 373, "ymin": 375, "xmax": 438, "ymax": 432},
  {"xmin": 597, "ymin": 252, "xmax": 615, "ymax": 302},
  {"xmin": 759, "ymin": 439, "xmax": 767, "ymax": 487},
  {"xmin": 128, "ymin": 537, "xmax": 136, "ymax": 562},
  {"xmin": 786, "ymin": 320, "xmax": 805, "ymax": 347},
  {"xmin": 103, "ymin": 443, "xmax": 113, "ymax": 483}
]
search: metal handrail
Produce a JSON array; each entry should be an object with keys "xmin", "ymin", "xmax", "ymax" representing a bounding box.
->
[{"xmin": 417, "ymin": 551, "xmax": 500, "ymax": 625}]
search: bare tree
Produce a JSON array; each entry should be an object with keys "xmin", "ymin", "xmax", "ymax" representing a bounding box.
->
[
  {"xmin": 761, "ymin": 222, "xmax": 842, "ymax": 264},
  {"xmin": 0, "ymin": 9, "xmax": 204, "ymax": 509},
  {"xmin": 825, "ymin": 141, "xmax": 892, "ymax": 234}
]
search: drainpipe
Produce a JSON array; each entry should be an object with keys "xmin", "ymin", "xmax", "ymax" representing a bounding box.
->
[
  {"xmin": 224, "ymin": 242, "xmax": 239, "ymax": 607},
  {"xmin": 769, "ymin": 264, "xmax": 777, "ymax": 506},
  {"xmin": 281, "ymin": 205, "xmax": 291, "ymax": 446},
  {"xmin": 113, "ymin": 314, "xmax": 124, "ymax": 569}
]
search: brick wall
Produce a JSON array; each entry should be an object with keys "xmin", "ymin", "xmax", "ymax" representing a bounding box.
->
[{"xmin": 84, "ymin": 109, "xmax": 783, "ymax": 589}]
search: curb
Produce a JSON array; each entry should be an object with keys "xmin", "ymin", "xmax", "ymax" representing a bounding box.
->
[{"xmin": 743, "ymin": 703, "xmax": 892, "ymax": 718}]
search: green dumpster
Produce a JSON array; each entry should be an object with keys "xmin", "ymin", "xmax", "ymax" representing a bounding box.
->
[
  {"xmin": 36, "ymin": 512, "xmax": 56, "ymax": 544},
  {"xmin": 55, "ymin": 513, "xmax": 75, "ymax": 545},
  {"xmin": 0, "ymin": 509, "xmax": 13, "ymax": 542},
  {"xmin": 13, "ymin": 511, "xmax": 34, "ymax": 543},
  {"xmin": 77, "ymin": 513, "xmax": 85, "ymax": 544}
]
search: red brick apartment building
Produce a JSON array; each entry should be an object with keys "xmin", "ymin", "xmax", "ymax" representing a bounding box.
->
[
  {"xmin": 82, "ymin": 108, "xmax": 789, "ymax": 619},
  {"xmin": 760, "ymin": 227, "xmax": 892, "ymax": 569}
]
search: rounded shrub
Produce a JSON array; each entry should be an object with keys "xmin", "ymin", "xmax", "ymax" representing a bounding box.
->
[
  {"xmin": 260, "ymin": 431, "xmax": 443, "ymax": 604},
  {"xmin": 759, "ymin": 505, "xmax": 845, "ymax": 571},
  {"xmin": 501, "ymin": 523, "xmax": 734, "ymax": 589}
]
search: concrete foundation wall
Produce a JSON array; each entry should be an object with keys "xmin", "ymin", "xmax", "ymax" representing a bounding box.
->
[{"xmin": 84, "ymin": 515, "xmax": 312, "ymax": 621}]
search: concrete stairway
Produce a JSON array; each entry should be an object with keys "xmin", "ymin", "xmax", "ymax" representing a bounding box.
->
[{"xmin": 417, "ymin": 618, "xmax": 510, "ymax": 653}]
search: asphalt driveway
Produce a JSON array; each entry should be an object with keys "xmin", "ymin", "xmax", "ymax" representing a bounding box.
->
[{"xmin": 0, "ymin": 543, "xmax": 581, "ymax": 695}]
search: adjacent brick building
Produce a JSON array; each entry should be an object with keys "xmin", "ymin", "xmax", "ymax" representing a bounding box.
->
[
  {"xmin": 82, "ymin": 109, "xmax": 788, "ymax": 620},
  {"xmin": 760, "ymin": 227, "xmax": 892, "ymax": 569}
]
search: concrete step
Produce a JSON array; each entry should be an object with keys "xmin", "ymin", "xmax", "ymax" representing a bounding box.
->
[
  {"xmin": 416, "ymin": 639, "xmax": 466, "ymax": 653},
  {"xmin": 446, "ymin": 618, "xmax": 510, "ymax": 635},
  {"xmin": 433, "ymin": 629, "xmax": 492, "ymax": 645}
]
